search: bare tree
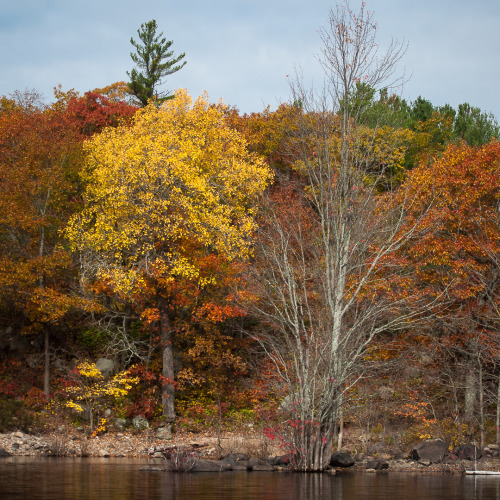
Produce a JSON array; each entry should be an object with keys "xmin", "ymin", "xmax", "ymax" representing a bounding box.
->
[{"xmin": 247, "ymin": 1, "xmax": 426, "ymax": 471}]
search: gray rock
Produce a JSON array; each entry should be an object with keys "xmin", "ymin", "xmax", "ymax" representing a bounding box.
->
[
  {"xmin": 113, "ymin": 418, "xmax": 128, "ymax": 430},
  {"xmin": 410, "ymin": 439, "xmax": 448, "ymax": 464},
  {"xmin": 366, "ymin": 459, "xmax": 389, "ymax": 470},
  {"xmin": 453, "ymin": 443, "xmax": 482, "ymax": 461},
  {"xmin": 247, "ymin": 457, "xmax": 271, "ymax": 470},
  {"xmin": 156, "ymin": 426, "xmax": 172, "ymax": 440},
  {"xmin": 220, "ymin": 456, "xmax": 239, "ymax": 469},
  {"xmin": 98, "ymin": 449, "xmax": 110, "ymax": 457},
  {"xmin": 96, "ymin": 358, "xmax": 114, "ymax": 378},
  {"xmin": 192, "ymin": 459, "xmax": 228, "ymax": 472},
  {"xmin": 132, "ymin": 415, "xmax": 149, "ymax": 430},
  {"xmin": 330, "ymin": 451, "xmax": 355, "ymax": 467},
  {"xmin": 252, "ymin": 464, "xmax": 275, "ymax": 471}
]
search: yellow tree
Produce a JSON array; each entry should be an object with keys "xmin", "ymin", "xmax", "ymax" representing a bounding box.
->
[
  {"xmin": 64, "ymin": 361, "xmax": 138, "ymax": 433},
  {"xmin": 66, "ymin": 89, "xmax": 272, "ymax": 424}
]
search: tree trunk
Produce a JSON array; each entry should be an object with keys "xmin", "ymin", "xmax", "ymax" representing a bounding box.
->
[
  {"xmin": 293, "ymin": 423, "xmax": 333, "ymax": 471},
  {"xmin": 159, "ymin": 301, "xmax": 176, "ymax": 423},
  {"xmin": 337, "ymin": 409, "xmax": 344, "ymax": 450},
  {"xmin": 478, "ymin": 362, "xmax": 484, "ymax": 449},
  {"xmin": 44, "ymin": 328, "xmax": 50, "ymax": 397},
  {"xmin": 464, "ymin": 367, "xmax": 477, "ymax": 431},
  {"xmin": 496, "ymin": 376, "xmax": 500, "ymax": 445}
]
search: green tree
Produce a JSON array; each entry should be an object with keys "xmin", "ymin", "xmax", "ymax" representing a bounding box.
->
[
  {"xmin": 453, "ymin": 102, "xmax": 499, "ymax": 146},
  {"xmin": 408, "ymin": 96, "xmax": 435, "ymax": 124},
  {"xmin": 127, "ymin": 20, "xmax": 186, "ymax": 106}
]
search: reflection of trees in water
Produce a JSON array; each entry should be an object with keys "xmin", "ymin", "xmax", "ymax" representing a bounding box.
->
[
  {"xmin": 7, "ymin": 460, "xmax": 500, "ymax": 499},
  {"xmin": 296, "ymin": 473, "xmax": 338, "ymax": 500},
  {"xmin": 464, "ymin": 476, "xmax": 500, "ymax": 500}
]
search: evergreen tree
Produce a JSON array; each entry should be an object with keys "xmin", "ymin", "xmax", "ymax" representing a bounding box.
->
[
  {"xmin": 453, "ymin": 102, "xmax": 499, "ymax": 146},
  {"xmin": 127, "ymin": 20, "xmax": 186, "ymax": 106}
]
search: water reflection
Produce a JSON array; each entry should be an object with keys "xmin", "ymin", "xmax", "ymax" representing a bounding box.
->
[{"xmin": 1, "ymin": 457, "xmax": 500, "ymax": 499}]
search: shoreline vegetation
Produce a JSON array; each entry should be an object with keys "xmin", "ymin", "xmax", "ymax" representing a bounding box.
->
[
  {"xmin": 2, "ymin": 1, "xmax": 500, "ymax": 475},
  {"xmin": 1, "ymin": 428, "xmax": 499, "ymax": 475}
]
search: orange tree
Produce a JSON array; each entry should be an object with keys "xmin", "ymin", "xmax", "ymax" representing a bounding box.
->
[
  {"xmin": 0, "ymin": 91, "xmax": 84, "ymax": 396},
  {"xmin": 396, "ymin": 140, "xmax": 500, "ymax": 436},
  {"xmin": 0, "ymin": 88, "xmax": 137, "ymax": 396}
]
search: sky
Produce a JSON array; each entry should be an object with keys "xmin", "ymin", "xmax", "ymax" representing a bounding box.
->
[{"xmin": 2, "ymin": 0, "xmax": 499, "ymax": 119}]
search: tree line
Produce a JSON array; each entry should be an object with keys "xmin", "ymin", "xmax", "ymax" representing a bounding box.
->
[{"xmin": 1, "ymin": 3, "xmax": 500, "ymax": 472}]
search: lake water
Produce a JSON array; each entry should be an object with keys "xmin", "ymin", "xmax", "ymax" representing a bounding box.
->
[{"xmin": 1, "ymin": 457, "xmax": 500, "ymax": 499}]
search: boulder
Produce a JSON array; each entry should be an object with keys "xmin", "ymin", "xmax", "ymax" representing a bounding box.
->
[
  {"xmin": 95, "ymin": 358, "xmax": 114, "ymax": 378},
  {"xmin": 366, "ymin": 459, "xmax": 389, "ymax": 470},
  {"xmin": 113, "ymin": 418, "xmax": 128, "ymax": 430},
  {"xmin": 410, "ymin": 439, "xmax": 448, "ymax": 463},
  {"xmin": 247, "ymin": 457, "xmax": 272, "ymax": 470},
  {"xmin": 221, "ymin": 455, "xmax": 247, "ymax": 470},
  {"xmin": 155, "ymin": 426, "xmax": 172, "ymax": 440},
  {"xmin": 272, "ymin": 454, "xmax": 291, "ymax": 466},
  {"xmin": 132, "ymin": 415, "xmax": 149, "ymax": 431},
  {"xmin": 453, "ymin": 443, "xmax": 482, "ymax": 461},
  {"xmin": 0, "ymin": 448, "xmax": 11, "ymax": 457},
  {"xmin": 330, "ymin": 451, "xmax": 355, "ymax": 467},
  {"xmin": 192, "ymin": 459, "xmax": 229, "ymax": 472},
  {"xmin": 252, "ymin": 464, "xmax": 275, "ymax": 471}
]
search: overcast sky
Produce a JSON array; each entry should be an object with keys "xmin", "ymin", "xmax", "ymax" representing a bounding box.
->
[{"xmin": 2, "ymin": 0, "xmax": 499, "ymax": 119}]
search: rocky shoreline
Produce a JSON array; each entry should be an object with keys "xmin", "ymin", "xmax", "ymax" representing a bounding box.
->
[{"xmin": 1, "ymin": 430, "xmax": 499, "ymax": 475}]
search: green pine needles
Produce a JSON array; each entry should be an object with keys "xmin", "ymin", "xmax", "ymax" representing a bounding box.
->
[{"xmin": 127, "ymin": 20, "xmax": 186, "ymax": 106}]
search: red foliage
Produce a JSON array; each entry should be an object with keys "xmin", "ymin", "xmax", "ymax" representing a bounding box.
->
[{"xmin": 65, "ymin": 91, "xmax": 138, "ymax": 137}]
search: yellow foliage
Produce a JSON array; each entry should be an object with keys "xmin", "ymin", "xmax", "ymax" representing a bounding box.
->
[
  {"xmin": 66, "ymin": 89, "xmax": 273, "ymax": 294},
  {"xmin": 64, "ymin": 361, "xmax": 138, "ymax": 431}
]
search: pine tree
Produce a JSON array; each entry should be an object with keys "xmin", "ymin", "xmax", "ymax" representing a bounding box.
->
[{"xmin": 127, "ymin": 20, "xmax": 186, "ymax": 106}]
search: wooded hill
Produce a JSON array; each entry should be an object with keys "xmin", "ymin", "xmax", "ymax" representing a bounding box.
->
[{"xmin": 1, "ymin": 32, "xmax": 500, "ymax": 471}]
